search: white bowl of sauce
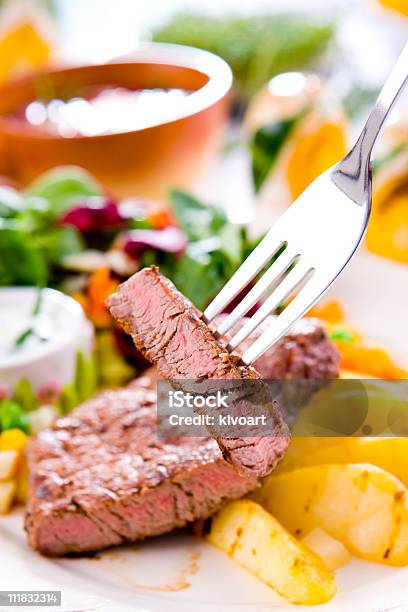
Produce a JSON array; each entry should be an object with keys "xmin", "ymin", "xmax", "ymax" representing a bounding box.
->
[{"xmin": 0, "ymin": 287, "xmax": 93, "ymax": 393}]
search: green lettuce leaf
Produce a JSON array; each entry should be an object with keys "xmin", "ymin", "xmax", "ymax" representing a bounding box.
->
[
  {"xmin": 25, "ymin": 166, "xmax": 102, "ymax": 215},
  {"xmin": 0, "ymin": 228, "xmax": 47, "ymax": 286},
  {"xmin": 251, "ymin": 115, "xmax": 301, "ymax": 192},
  {"xmin": 169, "ymin": 189, "xmax": 227, "ymax": 241}
]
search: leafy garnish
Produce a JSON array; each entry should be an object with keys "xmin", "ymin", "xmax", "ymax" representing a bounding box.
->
[
  {"xmin": 0, "ymin": 400, "xmax": 31, "ymax": 433},
  {"xmin": 251, "ymin": 114, "xmax": 304, "ymax": 192},
  {"xmin": 13, "ymin": 328, "xmax": 34, "ymax": 349},
  {"xmin": 12, "ymin": 290, "xmax": 44, "ymax": 350},
  {"xmin": 75, "ymin": 351, "xmax": 97, "ymax": 403},
  {"xmin": 25, "ymin": 166, "xmax": 102, "ymax": 215},
  {"xmin": 33, "ymin": 288, "xmax": 43, "ymax": 316},
  {"xmin": 169, "ymin": 190, "xmax": 227, "ymax": 241},
  {"xmin": 0, "ymin": 169, "xmax": 88, "ymax": 287},
  {"xmin": 11, "ymin": 379, "xmax": 38, "ymax": 412},
  {"xmin": 153, "ymin": 14, "xmax": 334, "ymax": 101},
  {"xmin": 57, "ymin": 384, "xmax": 79, "ymax": 415},
  {"xmin": 0, "ymin": 167, "xmax": 268, "ymax": 317},
  {"xmin": 372, "ymin": 143, "xmax": 408, "ymax": 175},
  {"xmin": 166, "ymin": 190, "xmax": 262, "ymax": 309},
  {"xmin": 171, "ymin": 246, "xmax": 229, "ymax": 311},
  {"xmin": 0, "ymin": 227, "xmax": 48, "ymax": 286},
  {"xmin": 330, "ymin": 328, "xmax": 355, "ymax": 343},
  {"xmin": 0, "ymin": 186, "xmax": 24, "ymax": 218}
]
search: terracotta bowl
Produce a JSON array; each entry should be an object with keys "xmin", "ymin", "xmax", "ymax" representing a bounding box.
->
[{"xmin": 0, "ymin": 44, "xmax": 232, "ymax": 198}]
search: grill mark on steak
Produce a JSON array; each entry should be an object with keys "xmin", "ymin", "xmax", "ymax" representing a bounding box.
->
[
  {"xmin": 107, "ymin": 267, "xmax": 290, "ymax": 477},
  {"xmin": 70, "ymin": 497, "xmax": 126, "ymax": 544}
]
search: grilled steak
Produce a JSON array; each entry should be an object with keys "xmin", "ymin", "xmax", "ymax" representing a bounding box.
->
[
  {"xmin": 235, "ymin": 316, "xmax": 339, "ymax": 380},
  {"xmin": 107, "ymin": 267, "xmax": 291, "ymax": 477},
  {"xmin": 25, "ymin": 321, "xmax": 338, "ymax": 556},
  {"xmin": 25, "ymin": 376, "xmax": 259, "ymax": 556}
]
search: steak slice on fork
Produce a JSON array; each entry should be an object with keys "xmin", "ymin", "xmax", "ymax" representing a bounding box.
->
[{"xmin": 107, "ymin": 266, "xmax": 290, "ymax": 478}]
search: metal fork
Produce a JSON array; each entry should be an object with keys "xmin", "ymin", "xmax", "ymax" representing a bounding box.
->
[{"xmin": 204, "ymin": 42, "xmax": 408, "ymax": 365}]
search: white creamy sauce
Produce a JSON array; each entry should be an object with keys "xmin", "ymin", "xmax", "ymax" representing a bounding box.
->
[{"xmin": 0, "ymin": 301, "xmax": 66, "ymax": 364}]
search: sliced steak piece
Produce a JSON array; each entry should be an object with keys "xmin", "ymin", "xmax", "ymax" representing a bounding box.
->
[
  {"xmin": 25, "ymin": 379, "xmax": 258, "ymax": 556},
  {"xmin": 107, "ymin": 266, "xmax": 290, "ymax": 478}
]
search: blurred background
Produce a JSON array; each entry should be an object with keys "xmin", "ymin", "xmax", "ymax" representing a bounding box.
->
[{"xmin": 0, "ymin": 0, "xmax": 407, "ymax": 441}]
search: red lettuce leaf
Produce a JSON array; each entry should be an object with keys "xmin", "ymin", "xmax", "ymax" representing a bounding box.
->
[{"xmin": 120, "ymin": 226, "xmax": 187, "ymax": 258}]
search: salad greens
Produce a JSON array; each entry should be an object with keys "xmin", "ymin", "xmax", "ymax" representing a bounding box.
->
[
  {"xmin": 0, "ymin": 351, "xmax": 97, "ymax": 432},
  {"xmin": 0, "ymin": 167, "xmax": 261, "ymax": 311},
  {"xmin": 1, "ymin": 166, "xmax": 267, "ymax": 424},
  {"xmin": 10, "ymin": 379, "xmax": 37, "ymax": 413},
  {"xmin": 0, "ymin": 167, "xmax": 101, "ymax": 286},
  {"xmin": 165, "ymin": 190, "xmax": 259, "ymax": 310},
  {"xmin": 153, "ymin": 13, "xmax": 334, "ymax": 101},
  {"xmin": 0, "ymin": 400, "xmax": 30, "ymax": 434},
  {"xmin": 25, "ymin": 166, "xmax": 102, "ymax": 214},
  {"xmin": 251, "ymin": 115, "xmax": 303, "ymax": 192}
]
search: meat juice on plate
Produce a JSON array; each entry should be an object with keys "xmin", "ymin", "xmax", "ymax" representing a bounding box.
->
[{"xmin": 12, "ymin": 86, "xmax": 192, "ymax": 137}]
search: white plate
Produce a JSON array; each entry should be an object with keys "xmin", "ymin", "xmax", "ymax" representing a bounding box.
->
[
  {"xmin": 327, "ymin": 249, "xmax": 408, "ymax": 367},
  {"xmin": 0, "ymin": 252, "xmax": 407, "ymax": 612},
  {"xmin": 2, "ymin": 508, "xmax": 408, "ymax": 612},
  {"xmin": 2, "ymin": 1, "xmax": 407, "ymax": 601}
]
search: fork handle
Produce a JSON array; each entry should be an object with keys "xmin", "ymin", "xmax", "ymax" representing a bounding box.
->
[{"xmin": 332, "ymin": 41, "xmax": 408, "ymax": 206}]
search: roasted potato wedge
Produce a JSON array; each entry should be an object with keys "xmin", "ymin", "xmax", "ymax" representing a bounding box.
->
[
  {"xmin": 207, "ymin": 499, "xmax": 336, "ymax": 605},
  {"xmin": 0, "ymin": 450, "xmax": 20, "ymax": 480},
  {"xmin": 15, "ymin": 456, "xmax": 29, "ymax": 503},
  {"xmin": 277, "ymin": 437, "xmax": 408, "ymax": 488},
  {"xmin": 253, "ymin": 463, "xmax": 408, "ymax": 565},
  {"xmin": 301, "ymin": 528, "xmax": 351, "ymax": 570},
  {"xmin": 0, "ymin": 480, "xmax": 16, "ymax": 514},
  {"xmin": 0, "ymin": 429, "xmax": 27, "ymax": 452},
  {"xmin": 275, "ymin": 437, "xmax": 341, "ymax": 473}
]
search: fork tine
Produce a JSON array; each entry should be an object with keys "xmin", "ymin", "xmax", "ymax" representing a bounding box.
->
[
  {"xmin": 241, "ymin": 273, "xmax": 325, "ymax": 364},
  {"xmin": 216, "ymin": 249, "xmax": 299, "ymax": 337},
  {"xmin": 203, "ymin": 230, "xmax": 287, "ymax": 323},
  {"xmin": 227, "ymin": 263, "xmax": 314, "ymax": 351}
]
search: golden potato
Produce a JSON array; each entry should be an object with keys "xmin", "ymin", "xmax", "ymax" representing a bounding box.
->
[
  {"xmin": 253, "ymin": 463, "xmax": 408, "ymax": 566},
  {"xmin": 277, "ymin": 437, "xmax": 408, "ymax": 488},
  {"xmin": 0, "ymin": 429, "xmax": 27, "ymax": 452},
  {"xmin": 207, "ymin": 499, "xmax": 336, "ymax": 605},
  {"xmin": 0, "ymin": 480, "xmax": 16, "ymax": 514},
  {"xmin": 275, "ymin": 437, "xmax": 342, "ymax": 474},
  {"xmin": 15, "ymin": 456, "xmax": 29, "ymax": 504},
  {"xmin": 0, "ymin": 450, "xmax": 20, "ymax": 481},
  {"xmin": 301, "ymin": 528, "xmax": 351, "ymax": 570}
]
